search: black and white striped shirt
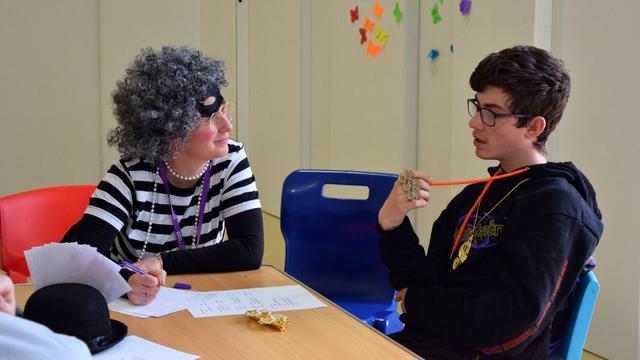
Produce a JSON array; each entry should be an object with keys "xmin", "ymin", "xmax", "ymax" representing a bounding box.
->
[{"xmin": 64, "ymin": 140, "xmax": 264, "ymax": 274}]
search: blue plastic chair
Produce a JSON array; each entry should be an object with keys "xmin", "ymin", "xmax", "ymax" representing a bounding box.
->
[
  {"xmin": 550, "ymin": 271, "xmax": 600, "ymax": 360},
  {"xmin": 281, "ymin": 169, "xmax": 403, "ymax": 334}
]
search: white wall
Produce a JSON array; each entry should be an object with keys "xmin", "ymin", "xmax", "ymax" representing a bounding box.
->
[
  {"xmin": 243, "ymin": 0, "xmax": 304, "ymax": 216},
  {"xmin": 0, "ymin": 0, "xmax": 101, "ymax": 195},
  {"xmin": 200, "ymin": 0, "xmax": 237, "ymax": 134},
  {"xmin": 551, "ymin": 1, "xmax": 640, "ymax": 358},
  {"xmin": 309, "ymin": 0, "xmax": 420, "ymax": 175}
]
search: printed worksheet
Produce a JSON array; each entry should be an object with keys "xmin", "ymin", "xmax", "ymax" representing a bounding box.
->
[{"xmin": 187, "ymin": 285, "xmax": 326, "ymax": 318}]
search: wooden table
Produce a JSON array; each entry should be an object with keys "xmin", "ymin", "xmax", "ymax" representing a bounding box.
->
[{"xmin": 15, "ymin": 265, "xmax": 419, "ymax": 360}]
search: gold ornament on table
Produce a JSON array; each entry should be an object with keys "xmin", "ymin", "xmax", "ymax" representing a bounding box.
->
[
  {"xmin": 398, "ymin": 170, "xmax": 421, "ymax": 201},
  {"xmin": 245, "ymin": 310, "xmax": 289, "ymax": 332}
]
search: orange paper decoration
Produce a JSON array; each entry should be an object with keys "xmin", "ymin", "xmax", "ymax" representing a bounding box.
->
[
  {"xmin": 363, "ymin": 16, "xmax": 375, "ymax": 33},
  {"xmin": 366, "ymin": 40, "xmax": 381, "ymax": 57},
  {"xmin": 372, "ymin": 0, "xmax": 384, "ymax": 20}
]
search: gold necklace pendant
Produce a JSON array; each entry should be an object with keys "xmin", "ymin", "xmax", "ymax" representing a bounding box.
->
[
  {"xmin": 452, "ymin": 237, "xmax": 472, "ymax": 270},
  {"xmin": 458, "ymin": 237, "xmax": 472, "ymax": 262},
  {"xmin": 452, "ymin": 257, "xmax": 461, "ymax": 270}
]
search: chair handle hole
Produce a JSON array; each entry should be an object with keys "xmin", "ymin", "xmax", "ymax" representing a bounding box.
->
[{"xmin": 322, "ymin": 184, "xmax": 370, "ymax": 200}]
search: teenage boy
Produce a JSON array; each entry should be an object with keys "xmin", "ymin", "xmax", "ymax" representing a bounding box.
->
[{"xmin": 378, "ymin": 45, "xmax": 603, "ymax": 359}]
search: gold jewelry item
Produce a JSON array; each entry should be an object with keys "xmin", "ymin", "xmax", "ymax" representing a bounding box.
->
[
  {"xmin": 398, "ymin": 170, "xmax": 421, "ymax": 201},
  {"xmin": 245, "ymin": 310, "xmax": 289, "ymax": 332}
]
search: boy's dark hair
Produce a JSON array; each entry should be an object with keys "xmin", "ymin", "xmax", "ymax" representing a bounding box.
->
[{"xmin": 469, "ymin": 45, "xmax": 571, "ymax": 154}]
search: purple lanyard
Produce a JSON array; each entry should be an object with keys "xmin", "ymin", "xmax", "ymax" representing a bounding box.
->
[{"xmin": 157, "ymin": 162, "xmax": 211, "ymax": 250}]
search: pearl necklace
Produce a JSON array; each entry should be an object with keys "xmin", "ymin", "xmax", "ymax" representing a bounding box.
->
[
  {"xmin": 138, "ymin": 167, "xmax": 205, "ymax": 260},
  {"xmin": 164, "ymin": 160, "xmax": 210, "ymax": 181}
]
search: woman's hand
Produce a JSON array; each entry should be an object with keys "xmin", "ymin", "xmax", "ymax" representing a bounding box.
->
[
  {"xmin": 0, "ymin": 275, "xmax": 16, "ymax": 316},
  {"xmin": 378, "ymin": 170, "xmax": 432, "ymax": 231},
  {"xmin": 136, "ymin": 255, "xmax": 166, "ymax": 281},
  {"xmin": 127, "ymin": 256, "xmax": 167, "ymax": 305}
]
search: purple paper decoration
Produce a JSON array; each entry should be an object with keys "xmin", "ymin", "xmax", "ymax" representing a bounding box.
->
[{"xmin": 459, "ymin": 0, "xmax": 472, "ymax": 16}]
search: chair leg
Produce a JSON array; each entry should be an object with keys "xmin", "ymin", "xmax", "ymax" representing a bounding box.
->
[{"xmin": 373, "ymin": 318, "xmax": 389, "ymax": 333}]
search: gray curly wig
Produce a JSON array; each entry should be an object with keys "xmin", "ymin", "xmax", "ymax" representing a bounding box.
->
[{"xmin": 107, "ymin": 46, "xmax": 228, "ymax": 161}]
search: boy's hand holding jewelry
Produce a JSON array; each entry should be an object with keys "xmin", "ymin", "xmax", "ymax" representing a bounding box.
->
[{"xmin": 378, "ymin": 170, "xmax": 432, "ymax": 231}]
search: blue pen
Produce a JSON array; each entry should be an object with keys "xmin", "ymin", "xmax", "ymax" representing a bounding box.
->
[{"xmin": 120, "ymin": 260, "xmax": 148, "ymax": 275}]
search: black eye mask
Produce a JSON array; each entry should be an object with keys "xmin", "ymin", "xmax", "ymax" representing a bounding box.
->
[{"xmin": 197, "ymin": 85, "xmax": 225, "ymax": 117}]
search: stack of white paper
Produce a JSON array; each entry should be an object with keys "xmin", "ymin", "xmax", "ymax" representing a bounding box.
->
[
  {"xmin": 187, "ymin": 285, "xmax": 327, "ymax": 318},
  {"xmin": 24, "ymin": 242, "xmax": 131, "ymax": 303},
  {"xmin": 108, "ymin": 285, "xmax": 327, "ymax": 319}
]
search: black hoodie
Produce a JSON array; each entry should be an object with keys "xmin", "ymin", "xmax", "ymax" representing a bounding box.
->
[{"xmin": 379, "ymin": 162, "xmax": 603, "ymax": 359}]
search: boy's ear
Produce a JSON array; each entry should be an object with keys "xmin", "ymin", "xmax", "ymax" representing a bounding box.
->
[{"xmin": 526, "ymin": 116, "xmax": 546, "ymax": 140}]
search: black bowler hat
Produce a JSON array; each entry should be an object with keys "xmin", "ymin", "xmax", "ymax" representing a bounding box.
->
[{"xmin": 23, "ymin": 283, "xmax": 127, "ymax": 354}]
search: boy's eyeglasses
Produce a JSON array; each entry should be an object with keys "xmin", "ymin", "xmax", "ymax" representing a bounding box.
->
[{"xmin": 467, "ymin": 99, "xmax": 530, "ymax": 127}]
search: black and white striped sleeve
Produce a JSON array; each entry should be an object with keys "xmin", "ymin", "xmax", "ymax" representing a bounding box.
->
[
  {"xmin": 220, "ymin": 145, "xmax": 261, "ymax": 217},
  {"xmin": 85, "ymin": 161, "xmax": 135, "ymax": 230},
  {"xmin": 62, "ymin": 160, "xmax": 134, "ymax": 256}
]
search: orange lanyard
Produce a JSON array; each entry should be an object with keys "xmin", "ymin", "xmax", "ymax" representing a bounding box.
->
[
  {"xmin": 431, "ymin": 167, "xmax": 529, "ymax": 186},
  {"xmin": 445, "ymin": 167, "xmax": 529, "ymax": 257}
]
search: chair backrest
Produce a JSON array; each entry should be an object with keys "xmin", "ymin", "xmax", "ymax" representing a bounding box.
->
[
  {"xmin": 281, "ymin": 169, "xmax": 397, "ymax": 304},
  {"xmin": 0, "ymin": 185, "xmax": 95, "ymax": 283},
  {"xmin": 550, "ymin": 271, "xmax": 600, "ymax": 360}
]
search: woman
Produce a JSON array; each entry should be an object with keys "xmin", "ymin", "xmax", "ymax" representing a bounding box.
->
[{"xmin": 64, "ymin": 46, "xmax": 263, "ymax": 305}]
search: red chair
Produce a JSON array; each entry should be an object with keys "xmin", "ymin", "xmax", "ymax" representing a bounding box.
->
[{"xmin": 0, "ymin": 185, "xmax": 95, "ymax": 283}]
